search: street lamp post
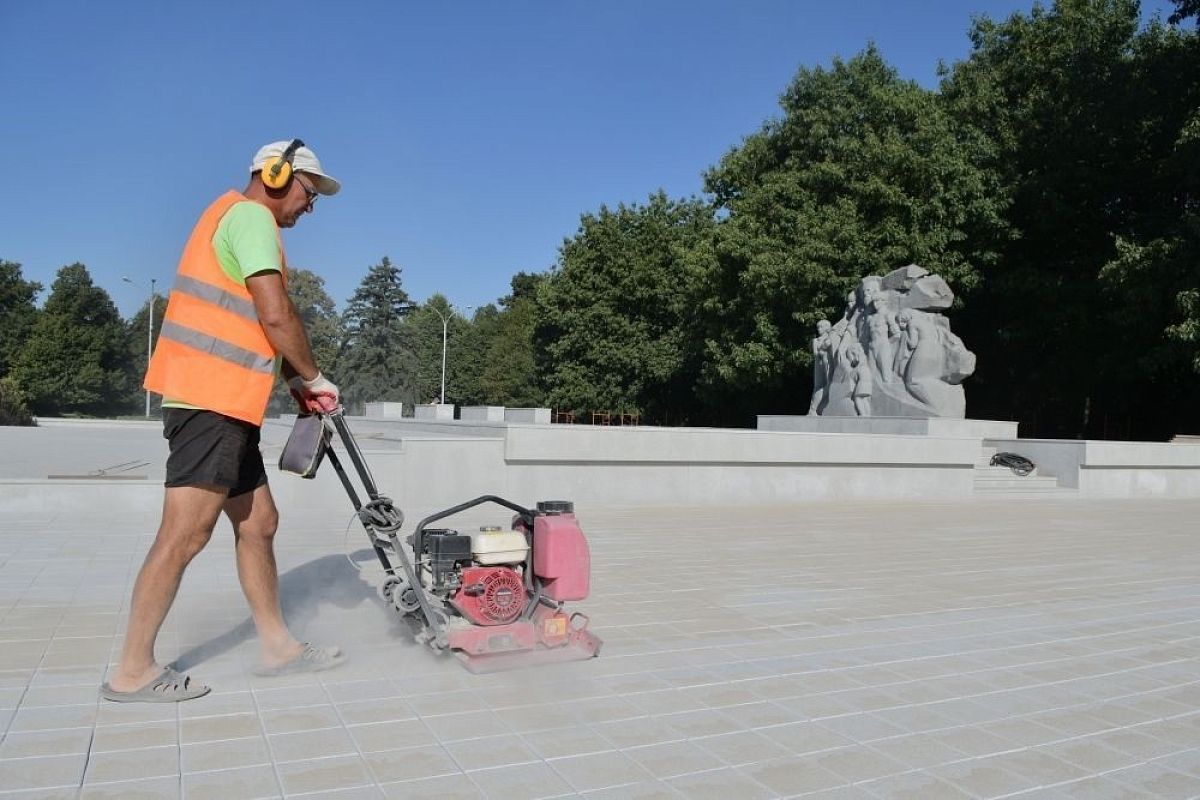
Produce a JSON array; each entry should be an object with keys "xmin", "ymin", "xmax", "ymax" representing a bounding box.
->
[
  {"xmin": 428, "ymin": 305, "xmax": 473, "ymax": 405},
  {"xmin": 430, "ymin": 308, "xmax": 449, "ymax": 405},
  {"xmin": 123, "ymin": 276, "xmax": 158, "ymax": 418}
]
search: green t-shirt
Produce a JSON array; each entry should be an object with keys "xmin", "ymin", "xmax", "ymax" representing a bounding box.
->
[{"xmin": 162, "ymin": 201, "xmax": 283, "ymax": 410}]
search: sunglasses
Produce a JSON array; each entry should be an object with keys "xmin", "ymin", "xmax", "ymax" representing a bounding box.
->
[{"xmin": 295, "ymin": 174, "xmax": 318, "ymax": 211}]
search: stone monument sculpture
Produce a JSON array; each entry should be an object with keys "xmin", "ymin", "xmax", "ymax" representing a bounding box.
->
[{"xmin": 807, "ymin": 264, "xmax": 975, "ymax": 418}]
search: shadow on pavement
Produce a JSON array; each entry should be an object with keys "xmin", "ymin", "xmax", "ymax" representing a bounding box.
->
[{"xmin": 172, "ymin": 549, "xmax": 403, "ymax": 672}]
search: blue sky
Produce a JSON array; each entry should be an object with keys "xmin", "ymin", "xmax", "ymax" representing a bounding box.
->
[{"xmin": 1, "ymin": 0, "xmax": 1178, "ymax": 319}]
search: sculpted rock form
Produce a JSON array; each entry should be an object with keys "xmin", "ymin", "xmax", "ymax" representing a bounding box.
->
[{"xmin": 808, "ymin": 264, "xmax": 975, "ymax": 418}]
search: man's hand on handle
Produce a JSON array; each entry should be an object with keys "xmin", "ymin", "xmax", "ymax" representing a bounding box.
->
[{"xmin": 288, "ymin": 372, "xmax": 340, "ymax": 413}]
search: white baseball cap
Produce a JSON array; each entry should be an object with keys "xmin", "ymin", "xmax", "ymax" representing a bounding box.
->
[{"xmin": 250, "ymin": 140, "xmax": 341, "ymax": 196}]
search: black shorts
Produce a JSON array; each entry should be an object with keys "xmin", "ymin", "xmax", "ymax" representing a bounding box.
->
[{"xmin": 163, "ymin": 408, "xmax": 268, "ymax": 497}]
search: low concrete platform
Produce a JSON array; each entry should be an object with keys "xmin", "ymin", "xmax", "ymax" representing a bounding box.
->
[
  {"xmin": 758, "ymin": 416, "xmax": 1020, "ymax": 440},
  {"xmin": 2, "ymin": 491, "xmax": 1200, "ymax": 798}
]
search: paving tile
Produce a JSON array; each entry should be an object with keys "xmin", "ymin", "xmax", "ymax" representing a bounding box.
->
[
  {"xmin": 336, "ymin": 697, "xmax": 417, "ymax": 725},
  {"xmin": 740, "ymin": 754, "xmax": 851, "ymax": 796},
  {"xmin": 1107, "ymin": 760, "xmax": 1200, "ymax": 797},
  {"xmin": 659, "ymin": 708, "xmax": 744, "ymax": 738},
  {"xmin": 424, "ymin": 709, "xmax": 513, "ymax": 742},
  {"xmin": 253, "ymin": 681, "xmax": 332, "ymax": 710},
  {"xmin": 291, "ymin": 787, "xmax": 387, "ymax": 800},
  {"xmin": 277, "ymin": 754, "xmax": 374, "ymax": 795},
  {"xmin": 182, "ymin": 764, "xmax": 280, "ymax": 800},
  {"xmin": 624, "ymin": 740, "xmax": 717, "ymax": 779},
  {"xmin": 269, "ymin": 726, "xmax": 358, "ymax": 762},
  {"xmin": 927, "ymin": 756, "xmax": 1039, "ymax": 797},
  {"xmin": 581, "ymin": 779, "xmax": 683, "ymax": 799},
  {"xmin": 665, "ymin": 767, "xmax": 776, "ymax": 800},
  {"xmin": 986, "ymin": 746, "xmax": 1093, "ymax": 785},
  {"xmin": 20, "ymin": 683, "xmax": 106, "ymax": 707},
  {"xmin": 468, "ymin": 761, "xmax": 574, "ymax": 799},
  {"xmin": 859, "ymin": 769, "xmax": 972, "ymax": 799},
  {"xmin": 176, "ymin": 691, "xmax": 257, "ymax": 719},
  {"xmin": 0, "ymin": 727, "xmax": 93, "ymax": 758},
  {"xmin": 7, "ymin": 703, "xmax": 97, "ymax": 732},
  {"xmin": 549, "ymin": 749, "xmax": 653, "ymax": 792},
  {"xmin": 1152, "ymin": 747, "xmax": 1200, "ymax": 778},
  {"xmin": 692, "ymin": 729, "xmax": 791, "ymax": 766},
  {"xmin": 260, "ymin": 702, "xmax": 341, "ymax": 734},
  {"xmin": 592, "ymin": 714, "xmax": 683, "ymax": 749},
  {"xmin": 0, "ymin": 788, "xmax": 78, "ymax": 800},
  {"xmin": 348, "ymin": 719, "xmax": 439, "ymax": 753},
  {"xmin": 443, "ymin": 733, "xmax": 540, "ymax": 772},
  {"xmin": 91, "ymin": 720, "xmax": 178, "ymax": 753},
  {"xmin": 0, "ymin": 752, "xmax": 87, "ymax": 792},
  {"xmin": 84, "ymin": 743, "xmax": 179, "ymax": 784},
  {"xmin": 179, "ymin": 712, "xmax": 262, "ymax": 744},
  {"xmin": 1035, "ymin": 736, "xmax": 1135, "ymax": 773},
  {"xmin": 758, "ymin": 720, "xmax": 855, "ymax": 754},
  {"xmin": 180, "ymin": 735, "xmax": 271, "ymax": 773},
  {"xmin": 364, "ymin": 743, "xmax": 461, "ymax": 783},
  {"xmin": 79, "ymin": 776, "xmax": 182, "ymax": 799}
]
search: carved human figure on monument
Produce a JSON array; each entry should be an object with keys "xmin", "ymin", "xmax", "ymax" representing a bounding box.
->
[
  {"xmin": 808, "ymin": 319, "xmax": 833, "ymax": 414},
  {"xmin": 897, "ymin": 309, "xmax": 941, "ymax": 407},
  {"xmin": 803, "ymin": 263, "xmax": 975, "ymax": 418},
  {"xmin": 847, "ymin": 343, "xmax": 872, "ymax": 416},
  {"xmin": 866, "ymin": 310, "xmax": 894, "ymax": 383}
]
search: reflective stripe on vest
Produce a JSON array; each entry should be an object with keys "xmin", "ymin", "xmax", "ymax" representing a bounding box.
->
[
  {"xmin": 172, "ymin": 274, "xmax": 260, "ymax": 322},
  {"xmin": 157, "ymin": 320, "xmax": 275, "ymax": 374}
]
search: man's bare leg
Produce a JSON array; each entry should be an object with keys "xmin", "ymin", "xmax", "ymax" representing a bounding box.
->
[
  {"xmin": 108, "ymin": 485, "xmax": 227, "ymax": 692},
  {"xmin": 225, "ymin": 483, "xmax": 304, "ymax": 666}
]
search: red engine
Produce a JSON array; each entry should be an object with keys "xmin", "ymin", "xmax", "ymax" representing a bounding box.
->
[{"xmin": 450, "ymin": 566, "xmax": 525, "ymax": 625}]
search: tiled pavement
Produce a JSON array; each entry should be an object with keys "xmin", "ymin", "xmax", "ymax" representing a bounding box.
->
[{"xmin": 2, "ymin": 497, "xmax": 1200, "ymax": 798}]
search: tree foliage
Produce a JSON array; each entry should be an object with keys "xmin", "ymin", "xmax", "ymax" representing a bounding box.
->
[
  {"xmin": 692, "ymin": 47, "xmax": 1010, "ymax": 421},
  {"xmin": 124, "ymin": 292, "xmax": 167, "ymax": 413},
  {"xmin": 0, "ymin": 260, "xmax": 42, "ymax": 377},
  {"xmin": 10, "ymin": 264, "xmax": 133, "ymax": 416},
  {"xmin": 942, "ymin": 0, "xmax": 1200, "ymax": 437},
  {"xmin": 334, "ymin": 256, "xmax": 418, "ymax": 411},
  {"xmin": 267, "ymin": 267, "xmax": 344, "ymax": 414},
  {"xmin": 535, "ymin": 193, "xmax": 715, "ymax": 420}
]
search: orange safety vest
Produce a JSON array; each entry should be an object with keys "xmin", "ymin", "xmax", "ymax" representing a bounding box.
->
[{"xmin": 144, "ymin": 191, "xmax": 285, "ymax": 426}]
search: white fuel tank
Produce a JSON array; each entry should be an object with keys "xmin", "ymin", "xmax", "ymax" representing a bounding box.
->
[{"xmin": 470, "ymin": 526, "xmax": 529, "ymax": 565}]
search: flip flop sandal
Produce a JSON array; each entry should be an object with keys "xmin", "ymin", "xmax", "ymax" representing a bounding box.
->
[
  {"xmin": 254, "ymin": 643, "xmax": 346, "ymax": 677},
  {"xmin": 100, "ymin": 667, "xmax": 211, "ymax": 703}
]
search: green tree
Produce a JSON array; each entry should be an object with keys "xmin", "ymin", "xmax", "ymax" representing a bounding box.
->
[
  {"xmin": 405, "ymin": 294, "xmax": 472, "ymax": 405},
  {"xmin": 0, "ymin": 377, "xmax": 35, "ymax": 426},
  {"xmin": 1168, "ymin": 0, "xmax": 1199, "ymax": 25},
  {"xmin": 701, "ymin": 45, "xmax": 1009, "ymax": 422},
  {"xmin": 942, "ymin": 0, "xmax": 1200, "ymax": 438},
  {"xmin": 535, "ymin": 192, "xmax": 716, "ymax": 421},
  {"xmin": 124, "ymin": 292, "xmax": 167, "ymax": 414},
  {"xmin": 469, "ymin": 273, "xmax": 544, "ymax": 407},
  {"xmin": 0, "ymin": 260, "xmax": 42, "ymax": 377},
  {"xmin": 335, "ymin": 257, "xmax": 417, "ymax": 411},
  {"xmin": 10, "ymin": 263, "xmax": 133, "ymax": 416},
  {"xmin": 266, "ymin": 268, "xmax": 345, "ymax": 415}
]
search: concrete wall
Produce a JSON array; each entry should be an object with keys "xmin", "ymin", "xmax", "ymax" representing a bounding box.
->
[
  {"xmin": 5, "ymin": 419, "xmax": 1199, "ymax": 517},
  {"xmin": 986, "ymin": 438, "xmax": 1200, "ymax": 498},
  {"xmin": 760, "ymin": 415, "xmax": 1019, "ymax": 439}
]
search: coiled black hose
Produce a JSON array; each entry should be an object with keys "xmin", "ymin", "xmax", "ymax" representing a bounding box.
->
[{"xmin": 990, "ymin": 452, "xmax": 1035, "ymax": 476}]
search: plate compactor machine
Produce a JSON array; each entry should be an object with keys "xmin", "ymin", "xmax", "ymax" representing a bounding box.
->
[{"xmin": 286, "ymin": 408, "xmax": 602, "ymax": 673}]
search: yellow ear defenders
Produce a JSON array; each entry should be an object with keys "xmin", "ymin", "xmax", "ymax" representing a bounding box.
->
[{"xmin": 261, "ymin": 138, "xmax": 305, "ymax": 190}]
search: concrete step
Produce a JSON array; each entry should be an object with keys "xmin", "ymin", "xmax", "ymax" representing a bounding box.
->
[
  {"xmin": 974, "ymin": 481, "xmax": 1064, "ymax": 492},
  {"xmin": 974, "ymin": 480, "xmax": 1068, "ymax": 491},
  {"xmin": 972, "ymin": 489, "xmax": 1080, "ymax": 500},
  {"xmin": 973, "ymin": 464, "xmax": 1043, "ymax": 478}
]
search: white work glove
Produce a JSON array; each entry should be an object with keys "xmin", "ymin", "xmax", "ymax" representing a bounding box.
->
[{"xmin": 288, "ymin": 372, "xmax": 340, "ymax": 413}]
